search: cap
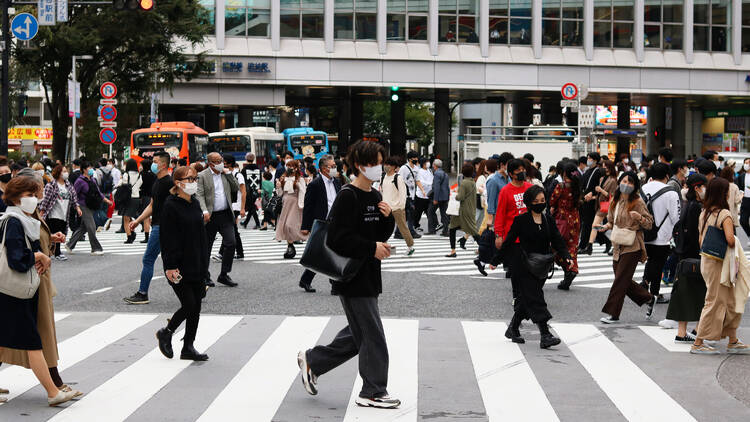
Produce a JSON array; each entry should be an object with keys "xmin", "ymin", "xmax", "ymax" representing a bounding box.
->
[{"xmin": 726, "ymin": 159, "xmax": 737, "ymax": 169}]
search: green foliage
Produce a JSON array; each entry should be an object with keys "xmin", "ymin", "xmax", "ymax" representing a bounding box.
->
[
  {"xmin": 13, "ymin": 1, "xmax": 213, "ymax": 160},
  {"xmin": 363, "ymin": 101, "xmax": 434, "ymax": 148}
]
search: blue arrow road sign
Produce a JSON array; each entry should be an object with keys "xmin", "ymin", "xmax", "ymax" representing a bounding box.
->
[{"xmin": 11, "ymin": 13, "xmax": 39, "ymax": 41}]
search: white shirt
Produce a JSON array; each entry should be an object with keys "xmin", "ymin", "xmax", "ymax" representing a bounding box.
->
[
  {"xmin": 416, "ymin": 167, "xmax": 433, "ymax": 199},
  {"xmin": 641, "ymin": 180, "xmax": 681, "ymax": 245},
  {"xmin": 744, "ymin": 174, "xmax": 750, "ymax": 198},
  {"xmin": 321, "ymin": 174, "xmax": 336, "ymax": 214},
  {"xmin": 212, "ymin": 171, "xmax": 229, "ymax": 212},
  {"xmin": 111, "ymin": 167, "xmax": 121, "ymax": 187},
  {"xmin": 120, "ymin": 171, "xmax": 143, "ymax": 198},
  {"xmin": 398, "ymin": 163, "xmax": 418, "ymax": 200},
  {"xmin": 49, "ymin": 182, "xmax": 70, "ymax": 221},
  {"xmin": 231, "ymin": 170, "xmax": 245, "ymax": 212}
]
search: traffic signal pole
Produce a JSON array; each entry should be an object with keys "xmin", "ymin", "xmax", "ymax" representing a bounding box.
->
[{"xmin": 1, "ymin": 0, "xmax": 10, "ymax": 156}]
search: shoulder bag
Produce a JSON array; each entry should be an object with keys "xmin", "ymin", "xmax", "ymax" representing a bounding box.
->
[
  {"xmin": 700, "ymin": 211, "xmax": 728, "ymax": 261},
  {"xmin": 0, "ymin": 219, "xmax": 41, "ymax": 299},
  {"xmin": 521, "ymin": 215, "xmax": 556, "ymax": 280},
  {"xmin": 299, "ymin": 187, "xmax": 365, "ymax": 282},
  {"xmin": 610, "ymin": 201, "xmax": 636, "ymax": 246},
  {"xmin": 446, "ymin": 192, "xmax": 460, "ymax": 216}
]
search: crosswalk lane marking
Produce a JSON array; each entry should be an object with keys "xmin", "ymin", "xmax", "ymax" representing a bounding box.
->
[
  {"xmin": 197, "ymin": 316, "xmax": 330, "ymax": 422},
  {"xmin": 48, "ymin": 315, "xmax": 242, "ymax": 422},
  {"xmin": 54, "ymin": 313, "xmax": 71, "ymax": 322},
  {"xmin": 638, "ymin": 326, "xmax": 692, "ymax": 353},
  {"xmin": 461, "ymin": 321, "xmax": 559, "ymax": 421},
  {"xmin": 0, "ymin": 314, "xmax": 157, "ymax": 403},
  {"xmin": 342, "ymin": 319, "xmax": 419, "ymax": 422},
  {"xmin": 551, "ymin": 323, "xmax": 696, "ymax": 422}
]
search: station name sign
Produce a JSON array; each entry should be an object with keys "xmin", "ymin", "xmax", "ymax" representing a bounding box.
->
[{"xmin": 222, "ymin": 61, "xmax": 271, "ymax": 74}]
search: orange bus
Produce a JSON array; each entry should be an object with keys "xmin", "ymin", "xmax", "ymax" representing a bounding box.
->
[{"xmin": 130, "ymin": 121, "xmax": 208, "ymax": 166}]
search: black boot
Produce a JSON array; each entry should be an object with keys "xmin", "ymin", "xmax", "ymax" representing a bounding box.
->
[
  {"xmin": 603, "ymin": 239, "xmax": 612, "ymax": 255},
  {"xmin": 557, "ymin": 271, "xmax": 576, "ymax": 290},
  {"xmin": 283, "ymin": 244, "xmax": 296, "ymax": 259},
  {"xmin": 156, "ymin": 327, "xmax": 174, "ymax": 359},
  {"xmin": 579, "ymin": 243, "xmax": 593, "ymax": 255},
  {"xmin": 504, "ymin": 313, "xmax": 525, "ymax": 344},
  {"xmin": 140, "ymin": 232, "xmax": 150, "ymax": 244},
  {"xmin": 124, "ymin": 232, "xmax": 136, "ymax": 244},
  {"xmin": 458, "ymin": 237, "xmax": 467, "ymax": 250},
  {"xmin": 180, "ymin": 343, "xmax": 209, "ymax": 361},
  {"xmin": 538, "ymin": 323, "xmax": 561, "ymax": 349}
]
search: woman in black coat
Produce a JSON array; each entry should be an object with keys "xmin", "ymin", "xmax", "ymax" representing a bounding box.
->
[
  {"xmin": 155, "ymin": 166, "xmax": 210, "ymax": 361},
  {"xmin": 490, "ymin": 185, "xmax": 572, "ymax": 348}
]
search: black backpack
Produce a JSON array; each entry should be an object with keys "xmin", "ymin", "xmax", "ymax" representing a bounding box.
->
[
  {"xmin": 99, "ymin": 169, "xmax": 114, "ymax": 194},
  {"xmin": 85, "ymin": 179, "xmax": 104, "ymax": 210},
  {"xmin": 672, "ymin": 202, "xmax": 690, "ymax": 255},
  {"xmin": 639, "ymin": 186, "xmax": 677, "ymax": 242},
  {"xmin": 114, "ymin": 173, "xmax": 139, "ymax": 209},
  {"xmin": 380, "ymin": 172, "xmax": 401, "ymax": 192}
]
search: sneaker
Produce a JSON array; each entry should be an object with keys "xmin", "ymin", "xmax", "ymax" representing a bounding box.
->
[
  {"xmin": 674, "ymin": 335, "xmax": 695, "ymax": 344},
  {"xmin": 600, "ymin": 316, "xmax": 620, "ymax": 324},
  {"xmin": 406, "ymin": 247, "xmax": 415, "ymax": 257},
  {"xmin": 658, "ymin": 319, "xmax": 678, "ymax": 329},
  {"xmin": 645, "ymin": 296, "xmax": 656, "ymax": 320},
  {"xmin": 123, "ymin": 292, "xmax": 150, "ymax": 305},
  {"xmin": 727, "ymin": 341, "xmax": 750, "ymax": 355},
  {"xmin": 91, "ymin": 250, "xmax": 104, "ymax": 256},
  {"xmin": 211, "ymin": 254, "xmax": 222, "ymax": 263},
  {"xmin": 690, "ymin": 344, "xmax": 721, "ymax": 355},
  {"xmin": 656, "ymin": 294, "xmax": 670, "ymax": 304},
  {"xmin": 48, "ymin": 389, "xmax": 77, "ymax": 407},
  {"xmin": 63, "ymin": 244, "xmax": 73, "ymax": 254},
  {"xmin": 297, "ymin": 351, "xmax": 318, "ymax": 395},
  {"xmin": 355, "ymin": 395, "xmax": 401, "ymax": 409},
  {"xmin": 104, "ymin": 219, "xmax": 112, "ymax": 231},
  {"xmin": 54, "ymin": 254, "xmax": 68, "ymax": 261}
]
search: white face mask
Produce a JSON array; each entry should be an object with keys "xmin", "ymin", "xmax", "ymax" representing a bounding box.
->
[
  {"xmin": 212, "ymin": 162, "xmax": 224, "ymax": 173},
  {"xmin": 682, "ymin": 168, "xmax": 689, "ymax": 178},
  {"xmin": 34, "ymin": 170, "xmax": 44, "ymax": 177},
  {"xmin": 623, "ymin": 158, "xmax": 629, "ymax": 164},
  {"xmin": 106, "ymin": 164, "xmax": 113, "ymax": 170},
  {"xmin": 19, "ymin": 196, "xmax": 38, "ymax": 214},
  {"xmin": 697, "ymin": 188, "xmax": 706, "ymax": 200},
  {"xmin": 714, "ymin": 160, "xmax": 721, "ymax": 169},
  {"xmin": 744, "ymin": 163, "xmax": 750, "ymax": 172},
  {"xmin": 329, "ymin": 168, "xmax": 339, "ymax": 178},
  {"xmin": 61, "ymin": 172, "xmax": 69, "ymax": 180},
  {"xmin": 360, "ymin": 165, "xmax": 383, "ymax": 182},
  {"xmin": 587, "ymin": 160, "xmax": 594, "ymax": 167},
  {"xmin": 182, "ymin": 182, "xmax": 198, "ymax": 196}
]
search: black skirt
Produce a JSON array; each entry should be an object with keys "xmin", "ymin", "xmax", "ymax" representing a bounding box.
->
[
  {"xmin": 0, "ymin": 290, "xmax": 42, "ymax": 350},
  {"xmin": 666, "ymin": 258, "xmax": 707, "ymax": 322}
]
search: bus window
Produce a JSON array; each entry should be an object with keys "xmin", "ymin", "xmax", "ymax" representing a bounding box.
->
[
  {"xmin": 134, "ymin": 132, "xmax": 182, "ymax": 148},
  {"xmin": 289, "ymin": 134, "xmax": 326, "ymax": 158},
  {"xmin": 209, "ymin": 135, "xmax": 251, "ymax": 153},
  {"xmin": 188, "ymin": 134, "xmax": 207, "ymax": 162}
]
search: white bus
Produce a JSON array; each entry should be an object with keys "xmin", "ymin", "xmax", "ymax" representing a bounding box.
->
[{"xmin": 205, "ymin": 127, "xmax": 286, "ymax": 167}]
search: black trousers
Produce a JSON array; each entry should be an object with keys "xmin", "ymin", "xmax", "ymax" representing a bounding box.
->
[
  {"xmin": 428, "ymin": 200, "xmax": 449, "ymax": 234},
  {"xmin": 300, "ymin": 269, "xmax": 316, "ymax": 286},
  {"xmin": 307, "ymin": 296, "xmax": 389, "ymax": 398},
  {"xmin": 740, "ymin": 198, "xmax": 750, "ymax": 239},
  {"xmin": 578, "ymin": 201, "xmax": 596, "ymax": 249},
  {"xmin": 166, "ymin": 280, "xmax": 205, "ymax": 345},
  {"xmin": 449, "ymin": 228, "xmax": 480, "ymax": 250},
  {"xmin": 219, "ymin": 211, "xmax": 244, "ymax": 258},
  {"xmin": 45, "ymin": 217, "xmax": 67, "ymax": 256},
  {"xmin": 644, "ymin": 244, "xmax": 671, "ymax": 296},
  {"xmin": 242, "ymin": 198, "xmax": 261, "ymax": 228},
  {"xmin": 206, "ymin": 209, "xmax": 235, "ymax": 277},
  {"xmin": 508, "ymin": 246, "xmax": 552, "ymax": 323},
  {"xmin": 414, "ymin": 197, "xmax": 431, "ymax": 228}
]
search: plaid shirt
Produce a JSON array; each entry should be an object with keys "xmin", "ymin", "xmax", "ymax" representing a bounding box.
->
[{"xmin": 39, "ymin": 180, "xmax": 79, "ymax": 220}]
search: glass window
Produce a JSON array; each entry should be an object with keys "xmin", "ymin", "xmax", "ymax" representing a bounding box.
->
[
  {"xmin": 281, "ymin": 0, "xmax": 320, "ymax": 38},
  {"xmin": 335, "ymin": 0, "xmax": 354, "ymax": 39},
  {"xmin": 438, "ymin": 0, "xmax": 478, "ymax": 43},
  {"xmin": 199, "ymin": 0, "xmax": 216, "ymax": 33},
  {"xmin": 226, "ymin": 6, "xmax": 247, "ymax": 36},
  {"xmin": 542, "ymin": 18, "xmax": 560, "ymax": 45},
  {"xmin": 543, "ymin": 0, "xmax": 582, "ymax": 46},
  {"xmin": 644, "ymin": 24, "xmax": 660, "ymax": 48},
  {"xmin": 743, "ymin": 1, "xmax": 750, "ymax": 52},
  {"xmin": 694, "ymin": 0, "xmax": 731, "ymax": 51},
  {"xmin": 663, "ymin": 24, "xmax": 682, "ymax": 49},
  {"xmin": 510, "ymin": 17, "xmax": 532, "ymax": 44},
  {"xmin": 490, "ymin": 17, "xmax": 509, "ymax": 43},
  {"xmin": 387, "ymin": 14, "xmax": 406, "ymax": 40},
  {"xmin": 613, "ymin": 22, "xmax": 632, "ymax": 48},
  {"xmin": 225, "ymin": 0, "xmax": 270, "ymax": 37},
  {"xmin": 409, "ymin": 15, "xmax": 428, "ymax": 40},
  {"xmin": 594, "ymin": 0, "xmax": 633, "ymax": 48},
  {"xmin": 594, "ymin": 20, "xmax": 611, "ymax": 47},
  {"xmin": 642, "ymin": 1, "xmax": 683, "ymax": 49}
]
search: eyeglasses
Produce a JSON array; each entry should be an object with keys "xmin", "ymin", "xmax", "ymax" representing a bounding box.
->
[{"xmin": 178, "ymin": 177, "xmax": 197, "ymax": 182}]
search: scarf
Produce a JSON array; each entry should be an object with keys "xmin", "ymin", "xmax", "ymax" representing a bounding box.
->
[{"xmin": 1, "ymin": 206, "xmax": 41, "ymax": 241}]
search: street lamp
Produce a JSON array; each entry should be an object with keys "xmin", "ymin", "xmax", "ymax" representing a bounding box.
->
[{"xmin": 69, "ymin": 55, "xmax": 93, "ymax": 162}]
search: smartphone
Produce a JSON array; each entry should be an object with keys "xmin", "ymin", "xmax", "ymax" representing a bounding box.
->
[{"xmin": 173, "ymin": 273, "xmax": 182, "ymax": 283}]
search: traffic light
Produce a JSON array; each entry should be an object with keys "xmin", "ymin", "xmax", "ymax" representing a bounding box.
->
[
  {"xmin": 390, "ymin": 86, "xmax": 399, "ymax": 102},
  {"xmin": 16, "ymin": 95, "xmax": 27, "ymax": 117},
  {"xmin": 113, "ymin": 0, "xmax": 154, "ymax": 11}
]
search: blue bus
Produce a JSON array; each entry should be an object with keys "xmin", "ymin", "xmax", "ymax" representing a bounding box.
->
[{"xmin": 282, "ymin": 127, "xmax": 329, "ymax": 162}]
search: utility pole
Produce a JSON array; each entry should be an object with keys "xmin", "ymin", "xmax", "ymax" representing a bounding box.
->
[{"xmin": 1, "ymin": 0, "xmax": 10, "ymax": 156}]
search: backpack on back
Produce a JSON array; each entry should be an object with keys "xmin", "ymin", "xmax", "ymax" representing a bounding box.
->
[
  {"xmin": 639, "ymin": 185, "xmax": 676, "ymax": 242},
  {"xmin": 85, "ymin": 179, "xmax": 104, "ymax": 210},
  {"xmin": 99, "ymin": 170, "xmax": 114, "ymax": 195}
]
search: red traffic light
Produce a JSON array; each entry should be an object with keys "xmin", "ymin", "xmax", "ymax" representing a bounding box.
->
[{"xmin": 139, "ymin": 0, "xmax": 154, "ymax": 10}]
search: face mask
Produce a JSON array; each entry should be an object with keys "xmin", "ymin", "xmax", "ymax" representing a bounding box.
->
[
  {"xmin": 639, "ymin": 172, "xmax": 646, "ymax": 179},
  {"xmin": 182, "ymin": 182, "xmax": 198, "ymax": 196},
  {"xmin": 88, "ymin": 169, "xmax": 95, "ymax": 176},
  {"xmin": 61, "ymin": 172, "xmax": 69, "ymax": 180},
  {"xmin": 106, "ymin": 164, "xmax": 113, "ymax": 170},
  {"xmin": 360, "ymin": 164, "xmax": 383, "ymax": 182},
  {"xmin": 286, "ymin": 167, "xmax": 294, "ymax": 174},
  {"xmin": 744, "ymin": 164, "xmax": 750, "ymax": 172},
  {"xmin": 19, "ymin": 196, "xmax": 38, "ymax": 214},
  {"xmin": 623, "ymin": 158, "xmax": 629, "ymax": 164},
  {"xmin": 151, "ymin": 163, "xmax": 159, "ymax": 173},
  {"xmin": 285, "ymin": 159, "xmax": 292, "ymax": 165},
  {"xmin": 514, "ymin": 171, "xmax": 526, "ymax": 182},
  {"xmin": 682, "ymin": 168, "xmax": 690, "ymax": 177},
  {"xmin": 587, "ymin": 160, "xmax": 594, "ymax": 167},
  {"xmin": 35, "ymin": 170, "xmax": 44, "ymax": 177},
  {"xmin": 697, "ymin": 188, "xmax": 705, "ymax": 200},
  {"xmin": 619, "ymin": 183, "xmax": 634, "ymax": 194},
  {"xmin": 213, "ymin": 162, "xmax": 224, "ymax": 172},
  {"xmin": 529, "ymin": 202, "xmax": 546, "ymax": 214},
  {"xmin": 329, "ymin": 168, "xmax": 339, "ymax": 178},
  {"xmin": 0, "ymin": 173, "xmax": 11, "ymax": 183},
  {"xmin": 411, "ymin": 159, "xmax": 418, "ymax": 165}
]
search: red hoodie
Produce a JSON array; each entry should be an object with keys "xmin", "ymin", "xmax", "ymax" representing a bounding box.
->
[{"xmin": 494, "ymin": 181, "xmax": 532, "ymax": 239}]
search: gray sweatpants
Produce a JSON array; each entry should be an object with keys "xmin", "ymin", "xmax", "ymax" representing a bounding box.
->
[
  {"xmin": 66, "ymin": 205, "xmax": 103, "ymax": 252},
  {"xmin": 307, "ymin": 296, "xmax": 389, "ymax": 398}
]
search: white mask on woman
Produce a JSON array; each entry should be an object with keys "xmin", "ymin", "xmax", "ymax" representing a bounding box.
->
[
  {"xmin": 182, "ymin": 182, "xmax": 198, "ymax": 196},
  {"xmin": 61, "ymin": 172, "xmax": 69, "ymax": 180},
  {"xmin": 20, "ymin": 196, "xmax": 39, "ymax": 214},
  {"xmin": 744, "ymin": 163, "xmax": 750, "ymax": 172}
]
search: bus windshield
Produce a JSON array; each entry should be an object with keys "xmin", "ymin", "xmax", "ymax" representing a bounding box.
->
[
  {"xmin": 525, "ymin": 129, "xmax": 576, "ymax": 141},
  {"xmin": 134, "ymin": 132, "xmax": 182, "ymax": 148},
  {"xmin": 289, "ymin": 134, "xmax": 326, "ymax": 157},
  {"xmin": 208, "ymin": 135, "xmax": 251, "ymax": 153}
]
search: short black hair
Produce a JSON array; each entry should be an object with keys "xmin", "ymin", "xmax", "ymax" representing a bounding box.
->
[
  {"xmin": 498, "ymin": 152, "xmax": 514, "ymax": 165},
  {"xmin": 99, "ymin": 158, "xmax": 108, "ymax": 167},
  {"xmin": 72, "ymin": 158, "xmax": 81, "ymax": 166},
  {"xmin": 178, "ymin": 158, "xmax": 188, "ymax": 166},
  {"xmin": 124, "ymin": 158, "xmax": 138, "ymax": 173},
  {"xmin": 263, "ymin": 171, "xmax": 272, "ymax": 180},
  {"xmin": 347, "ymin": 140, "xmax": 385, "ymax": 176},
  {"xmin": 658, "ymin": 147, "xmax": 673, "ymax": 162},
  {"xmin": 507, "ymin": 158, "xmax": 525, "ymax": 175},
  {"xmin": 703, "ymin": 150, "xmax": 718, "ymax": 160},
  {"xmin": 384, "ymin": 156, "xmax": 401, "ymax": 167},
  {"xmin": 587, "ymin": 152, "xmax": 601, "ymax": 162},
  {"xmin": 578, "ymin": 156, "xmax": 588, "ymax": 165},
  {"xmin": 79, "ymin": 160, "xmax": 91, "ymax": 170},
  {"xmin": 153, "ymin": 152, "xmax": 170, "ymax": 166},
  {"xmin": 407, "ymin": 150, "xmax": 419, "ymax": 160},
  {"xmin": 523, "ymin": 153, "xmax": 534, "ymax": 162},
  {"xmin": 523, "ymin": 185, "xmax": 545, "ymax": 207},
  {"xmin": 697, "ymin": 159, "xmax": 717, "ymax": 176},
  {"xmin": 650, "ymin": 162, "xmax": 670, "ymax": 180},
  {"xmin": 223, "ymin": 154, "xmax": 236, "ymax": 167},
  {"xmin": 670, "ymin": 159, "xmax": 688, "ymax": 175}
]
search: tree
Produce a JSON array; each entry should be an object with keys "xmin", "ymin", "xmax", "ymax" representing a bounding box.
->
[
  {"xmin": 13, "ymin": 2, "xmax": 213, "ymax": 160},
  {"xmin": 363, "ymin": 100, "xmax": 434, "ymax": 147}
]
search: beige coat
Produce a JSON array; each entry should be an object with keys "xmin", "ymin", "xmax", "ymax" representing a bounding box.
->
[
  {"xmin": 0, "ymin": 213, "xmax": 59, "ymax": 368},
  {"xmin": 728, "ymin": 183, "xmax": 742, "ymax": 226},
  {"xmin": 607, "ymin": 196, "xmax": 654, "ymax": 263}
]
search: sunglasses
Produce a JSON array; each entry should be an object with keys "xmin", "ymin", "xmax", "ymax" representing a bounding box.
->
[{"xmin": 178, "ymin": 177, "xmax": 197, "ymax": 182}]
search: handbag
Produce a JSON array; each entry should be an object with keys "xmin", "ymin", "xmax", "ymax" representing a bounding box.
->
[
  {"xmin": 446, "ymin": 192, "xmax": 460, "ymax": 216},
  {"xmin": 599, "ymin": 200, "xmax": 610, "ymax": 214},
  {"xmin": 521, "ymin": 215, "xmax": 555, "ymax": 280},
  {"xmin": 610, "ymin": 202, "xmax": 636, "ymax": 246},
  {"xmin": 0, "ymin": 220, "xmax": 41, "ymax": 299},
  {"xmin": 700, "ymin": 212, "xmax": 728, "ymax": 261}
]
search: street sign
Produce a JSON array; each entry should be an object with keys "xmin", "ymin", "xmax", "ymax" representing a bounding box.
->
[
  {"xmin": 56, "ymin": 0, "xmax": 68, "ymax": 22},
  {"xmin": 631, "ymin": 149, "xmax": 643, "ymax": 165},
  {"xmin": 11, "ymin": 13, "xmax": 39, "ymax": 41},
  {"xmin": 38, "ymin": 0, "xmax": 55, "ymax": 25},
  {"xmin": 99, "ymin": 128, "xmax": 117, "ymax": 144},
  {"xmin": 561, "ymin": 83, "xmax": 578, "ymax": 100},
  {"xmin": 67, "ymin": 79, "xmax": 80, "ymax": 118},
  {"xmin": 100, "ymin": 99, "xmax": 117, "ymax": 105},
  {"xmin": 560, "ymin": 100, "xmax": 578, "ymax": 108},
  {"xmin": 100, "ymin": 82, "xmax": 117, "ymax": 99},
  {"xmin": 100, "ymin": 122, "xmax": 117, "ymax": 128},
  {"xmin": 100, "ymin": 105, "xmax": 117, "ymax": 122}
]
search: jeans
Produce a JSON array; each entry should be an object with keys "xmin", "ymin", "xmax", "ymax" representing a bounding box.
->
[
  {"xmin": 67, "ymin": 205, "xmax": 103, "ymax": 252},
  {"xmin": 138, "ymin": 225, "xmax": 161, "ymax": 294}
]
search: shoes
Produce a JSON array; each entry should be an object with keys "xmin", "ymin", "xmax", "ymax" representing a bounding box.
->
[
  {"xmin": 436, "ymin": 224, "xmax": 444, "ymax": 232},
  {"xmin": 0, "ymin": 387, "xmax": 8, "ymax": 394},
  {"xmin": 105, "ymin": 219, "xmax": 113, "ymax": 231},
  {"xmin": 90, "ymin": 250, "xmax": 104, "ymax": 256},
  {"xmin": 675, "ymin": 333, "xmax": 697, "ymax": 344},
  {"xmin": 646, "ymin": 296, "xmax": 656, "ymax": 320},
  {"xmin": 217, "ymin": 274, "xmax": 238, "ymax": 287},
  {"xmin": 211, "ymin": 254, "xmax": 222, "ymax": 263},
  {"xmin": 297, "ymin": 350, "xmax": 318, "ymax": 395},
  {"xmin": 293, "ymin": 241, "xmax": 303, "ymax": 245},
  {"xmin": 603, "ymin": 242, "xmax": 612, "ymax": 255},
  {"xmin": 156, "ymin": 327, "xmax": 174, "ymax": 359},
  {"xmin": 557, "ymin": 271, "xmax": 576, "ymax": 290},
  {"xmin": 180, "ymin": 344, "xmax": 209, "ymax": 361},
  {"xmin": 411, "ymin": 232, "xmax": 422, "ymax": 239},
  {"xmin": 140, "ymin": 233, "xmax": 150, "ymax": 244},
  {"xmin": 205, "ymin": 279, "xmax": 216, "ymax": 288},
  {"xmin": 96, "ymin": 226, "xmax": 103, "ymax": 232},
  {"xmin": 59, "ymin": 385, "xmax": 83, "ymax": 399},
  {"xmin": 48, "ymin": 389, "xmax": 77, "ymax": 407},
  {"xmin": 299, "ymin": 281, "xmax": 316, "ymax": 293},
  {"xmin": 284, "ymin": 244, "xmax": 296, "ymax": 259},
  {"xmin": 727, "ymin": 341, "xmax": 750, "ymax": 355},
  {"xmin": 537, "ymin": 323, "xmax": 561, "ymax": 349},
  {"xmin": 63, "ymin": 244, "xmax": 73, "ymax": 254},
  {"xmin": 656, "ymin": 294, "xmax": 670, "ymax": 304},
  {"xmin": 690, "ymin": 344, "xmax": 720, "ymax": 355},
  {"xmin": 600, "ymin": 315, "xmax": 620, "ymax": 324},
  {"xmin": 124, "ymin": 233, "xmax": 136, "ymax": 244},
  {"xmin": 505, "ymin": 314, "xmax": 524, "ymax": 344},
  {"xmin": 54, "ymin": 254, "xmax": 68, "ymax": 261},
  {"xmin": 459, "ymin": 237, "xmax": 467, "ymax": 250},
  {"xmin": 234, "ymin": 254, "xmax": 245, "ymax": 260},
  {"xmin": 355, "ymin": 395, "xmax": 401, "ymax": 409},
  {"xmin": 439, "ymin": 232, "xmax": 449, "ymax": 237},
  {"xmin": 407, "ymin": 247, "xmax": 415, "ymax": 257},
  {"xmin": 445, "ymin": 252, "xmax": 457, "ymax": 258},
  {"xmin": 579, "ymin": 243, "xmax": 593, "ymax": 255},
  {"xmin": 259, "ymin": 226, "xmax": 268, "ymax": 231},
  {"xmin": 474, "ymin": 259, "xmax": 487, "ymax": 276},
  {"xmin": 608, "ymin": 249, "xmax": 613, "ymax": 256},
  {"xmin": 658, "ymin": 319, "xmax": 679, "ymax": 329},
  {"xmin": 124, "ymin": 291, "xmax": 149, "ymax": 305}
]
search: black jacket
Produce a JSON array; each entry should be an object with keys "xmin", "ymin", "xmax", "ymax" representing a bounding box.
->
[
  {"xmin": 491, "ymin": 212, "xmax": 570, "ymax": 267},
  {"xmin": 301, "ymin": 175, "xmax": 341, "ymax": 231},
  {"xmin": 159, "ymin": 194, "xmax": 209, "ymax": 282},
  {"xmin": 582, "ymin": 166, "xmax": 602, "ymax": 195}
]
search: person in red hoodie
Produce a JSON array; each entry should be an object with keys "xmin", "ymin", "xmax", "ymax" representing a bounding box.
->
[{"xmin": 494, "ymin": 159, "xmax": 533, "ymax": 247}]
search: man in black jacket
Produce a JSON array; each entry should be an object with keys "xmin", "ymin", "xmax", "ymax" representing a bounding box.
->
[
  {"xmin": 299, "ymin": 155, "xmax": 342, "ymax": 293},
  {"xmin": 578, "ymin": 152, "xmax": 602, "ymax": 252}
]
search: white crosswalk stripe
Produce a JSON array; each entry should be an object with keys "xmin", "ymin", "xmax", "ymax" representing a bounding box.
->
[{"xmin": 0, "ymin": 312, "xmax": 728, "ymax": 421}]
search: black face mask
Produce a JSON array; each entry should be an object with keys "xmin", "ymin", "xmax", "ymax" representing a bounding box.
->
[
  {"xmin": 529, "ymin": 202, "xmax": 546, "ymax": 214},
  {"xmin": 514, "ymin": 171, "xmax": 526, "ymax": 181},
  {"xmin": 0, "ymin": 173, "xmax": 10, "ymax": 184},
  {"xmin": 411, "ymin": 159, "xmax": 418, "ymax": 165}
]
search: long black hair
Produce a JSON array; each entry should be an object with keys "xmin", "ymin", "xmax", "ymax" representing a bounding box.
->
[
  {"xmin": 612, "ymin": 171, "xmax": 641, "ymax": 205},
  {"xmin": 562, "ymin": 163, "xmax": 581, "ymax": 205}
]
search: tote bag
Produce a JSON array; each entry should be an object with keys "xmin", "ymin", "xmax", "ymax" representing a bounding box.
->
[
  {"xmin": 0, "ymin": 220, "xmax": 40, "ymax": 299},
  {"xmin": 446, "ymin": 192, "xmax": 460, "ymax": 216},
  {"xmin": 299, "ymin": 219, "xmax": 364, "ymax": 282},
  {"xmin": 700, "ymin": 212, "xmax": 728, "ymax": 261},
  {"xmin": 610, "ymin": 202, "xmax": 636, "ymax": 246}
]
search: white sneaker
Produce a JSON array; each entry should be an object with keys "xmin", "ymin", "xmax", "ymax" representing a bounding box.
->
[
  {"xmin": 355, "ymin": 395, "xmax": 401, "ymax": 409},
  {"xmin": 48, "ymin": 389, "xmax": 77, "ymax": 406},
  {"xmin": 600, "ymin": 316, "xmax": 620, "ymax": 324},
  {"xmin": 658, "ymin": 319, "xmax": 678, "ymax": 329},
  {"xmin": 63, "ymin": 244, "xmax": 73, "ymax": 254},
  {"xmin": 297, "ymin": 351, "xmax": 318, "ymax": 395},
  {"xmin": 91, "ymin": 250, "xmax": 104, "ymax": 256}
]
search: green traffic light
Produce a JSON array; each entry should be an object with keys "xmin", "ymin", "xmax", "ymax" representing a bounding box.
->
[
  {"xmin": 391, "ymin": 94, "xmax": 399, "ymax": 102},
  {"xmin": 391, "ymin": 86, "xmax": 399, "ymax": 92}
]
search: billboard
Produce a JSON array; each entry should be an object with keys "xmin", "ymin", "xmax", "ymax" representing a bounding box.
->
[{"xmin": 595, "ymin": 106, "xmax": 648, "ymax": 127}]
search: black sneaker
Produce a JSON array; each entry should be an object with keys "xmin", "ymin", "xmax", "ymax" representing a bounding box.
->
[
  {"xmin": 656, "ymin": 294, "xmax": 670, "ymax": 304},
  {"xmin": 646, "ymin": 296, "xmax": 656, "ymax": 320},
  {"xmin": 355, "ymin": 395, "xmax": 401, "ymax": 409},
  {"xmin": 124, "ymin": 292, "xmax": 149, "ymax": 305},
  {"xmin": 674, "ymin": 334, "xmax": 696, "ymax": 344}
]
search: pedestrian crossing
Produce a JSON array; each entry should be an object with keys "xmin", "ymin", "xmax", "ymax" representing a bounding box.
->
[{"xmin": 1, "ymin": 312, "xmax": 747, "ymax": 421}]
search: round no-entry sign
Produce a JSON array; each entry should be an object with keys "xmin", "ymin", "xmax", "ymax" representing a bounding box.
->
[
  {"xmin": 100, "ymin": 82, "xmax": 117, "ymax": 99},
  {"xmin": 561, "ymin": 83, "xmax": 578, "ymax": 100},
  {"xmin": 99, "ymin": 128, "xmax": 117, "ymax": 145}
]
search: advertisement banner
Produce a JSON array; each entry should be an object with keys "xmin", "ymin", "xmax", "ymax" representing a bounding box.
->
[
  {"xmin": 595, "ymin": 106, "xmax": 648, "ymax": 127},
  {"xmin": 8, "ymin": 127, "xmax": 53, "ymax": 141}
]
